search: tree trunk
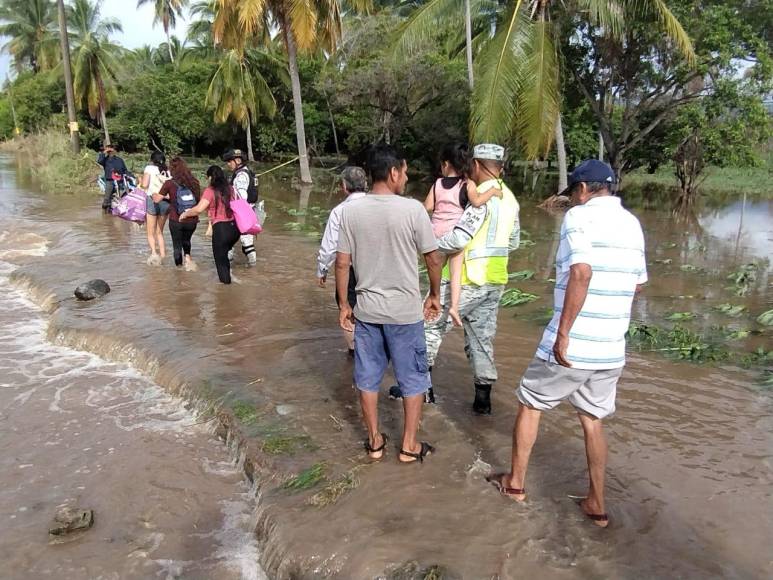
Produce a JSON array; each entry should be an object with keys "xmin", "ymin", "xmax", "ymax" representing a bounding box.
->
[
  {"xmin": 100, "ymin": 103, "xmax": 110, "ymax": 146},
  {"xmin": 96, "ymin": 72, "xmax": 110, "ymax": 145},
  {"xmin": 325, "ymin": 95, "xmax": 340, "ymax": 156},
  {"xmin": 598, "ymin": 131, "xmax": 604, "ymax": 160},
  {"xmin": 57, "ymin": 0, "xmax": 79, "ymax": 153},
  {"xmin": 284, "ymin": 25, "xmax": 312, "ymax": 184},
  {"xmin": 246, "ymin": 117, "xmax": 255, "ymax": 162},
  {"xmin": 554, "ymin": 114, "xmax": 568, "ymax": 193},
  {"xmin": 464, "ymin": 0, "xmax": 474, "ymax": 89},
  {"xmin": 166, "ymin": 29, "xmax": 175, "ymax": 63}
]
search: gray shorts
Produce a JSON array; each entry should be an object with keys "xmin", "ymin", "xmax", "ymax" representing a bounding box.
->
[{"xmin": 516, "ymin": 357, "xmax": 623, "ymax": 419}]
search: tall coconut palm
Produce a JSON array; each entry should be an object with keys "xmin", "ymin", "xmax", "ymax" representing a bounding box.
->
[
  {"xmin": 213, "ymin": 0, "xmax": 371, "ymax": 184},
  {"xmin": 206, "ymin": 47, "xmax": 288, "ymax": 162},
  {"xmin": 137, "ymin": 0, "xmax": 188, "ymax": 63},
  {"xmin": 68, "ymin": 0, "xmax": 122, "ymax": 144},
  {"xmin": 0, "ymin": 0, "xmax": 59, "ymax": 73}
]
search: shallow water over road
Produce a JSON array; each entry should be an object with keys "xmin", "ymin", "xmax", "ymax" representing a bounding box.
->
[{"xmin": 1, "ymin": 156, "xmax": 771, "ymax": 578}]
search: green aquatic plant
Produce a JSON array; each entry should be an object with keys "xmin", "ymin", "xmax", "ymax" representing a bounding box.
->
[
  {"xmin": 756, "ymin": 309, "xmax": 773, "ymax": 326},
  {"xmin": 739, "ymin": 347, "xmax": 772, "ymax": 367},
  {"xmin": 282, "ymin": 222, "xmax": 303, "ymax": 231},
  {"xmin": 726, "ymin": 263, "xmax": 758, "ymax": 296},
  {"xmin": 654, "ymin": 258, "xmax": 673, "ymax": 265},
  {"xmin": 284, "ymin": 463, "xmax": 325, "ymax": 491},
  {"xmin": 627, "ymin": 322, "xmax": 729, "ymax": 363},
  {"xmin": 725, "ymin": 329, "xmax": 751, "ymax": 341},
  {"xmin": 508, "ymin": 269, "xmax": 535, "ymax": 280},
  {"xmin": 714, "ymin": 303, "xmax": 747, "ymax": 317},
  {"xmin": 680, "ymin": 264, "xmax": 703, "ymax": 273},
  {"xmin": 665, "ymin": 311, "xmax": 696, "ymax": 322},
  {"xmin": 518, "ymin": 239, "xmax": 536, "ymax": 248},
  {"xmin": 660, "ymin": 242, "xmax": 678, "ymax": 249},
  {"xmin": 500, "ymin": 288, "xmax": 539, "ymax": 307}
]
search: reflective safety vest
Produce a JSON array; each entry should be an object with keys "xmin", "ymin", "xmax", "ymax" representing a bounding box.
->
[{"xmin": 460, "ymin": 179, "xmax": 519, "ymax": 286}]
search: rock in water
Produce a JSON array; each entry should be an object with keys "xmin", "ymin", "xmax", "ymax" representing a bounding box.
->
[
  {"xmin": 74, "ymin": 279, "xmax": 110, "ymax": 301},
  {"xmin": 49, "ymin": 507, "xmax": 95, "ymax": 536}
]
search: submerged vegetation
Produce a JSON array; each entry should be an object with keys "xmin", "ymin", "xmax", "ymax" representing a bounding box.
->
[
  {"xmin": 283, "ymin": 463, "xmax": 325, "ymax": 491},
  {"xmin": 500, "ymin": 288, "xmax": 539, "ymax": 307}
]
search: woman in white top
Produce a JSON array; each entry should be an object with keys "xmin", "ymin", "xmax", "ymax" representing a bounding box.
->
[{"xmin": 141, "ymin": 151, "xmax": 170, "ymax": 265}]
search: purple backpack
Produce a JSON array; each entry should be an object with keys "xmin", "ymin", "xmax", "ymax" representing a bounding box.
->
[{"xmin": 112, "ymin": 187, "xmax": 147, "ymax": 223}]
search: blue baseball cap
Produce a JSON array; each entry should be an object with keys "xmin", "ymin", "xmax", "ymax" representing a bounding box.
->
[{"xmin": 559, "ymin": 159, "xmax": 616, "ymax": 196}]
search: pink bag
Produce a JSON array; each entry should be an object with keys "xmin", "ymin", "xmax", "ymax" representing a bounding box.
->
[
  {"xmin": 231, "ymin": 198, "xmax": 262, "ymax": 235},
  {"xmin": 112, "ymin": 187, "xmax": 147, "ymax": 223}
]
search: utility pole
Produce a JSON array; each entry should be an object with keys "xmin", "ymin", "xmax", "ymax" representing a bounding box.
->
[{"xmin": 57, "ymin": 0, "xmax": 80, "ymax": 154}]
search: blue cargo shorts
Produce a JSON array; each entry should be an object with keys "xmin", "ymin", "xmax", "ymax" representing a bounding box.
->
[{"xmin": 353, "ymin": 319, "xmax": 431, "ymax": 398}]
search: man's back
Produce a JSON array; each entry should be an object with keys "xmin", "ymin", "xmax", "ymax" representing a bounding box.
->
[
  {"xmin": 539, "ymin": 196, "xmax": 647, "ymax": 369},
  {"xmin": 338, "ymin": 195, "xmax": 436, "ymax": 325}
]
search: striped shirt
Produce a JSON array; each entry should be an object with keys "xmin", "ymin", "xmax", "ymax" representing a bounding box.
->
[{"xmin": 536, "ymin": 196, "xmax": 647, "ymax": 370}]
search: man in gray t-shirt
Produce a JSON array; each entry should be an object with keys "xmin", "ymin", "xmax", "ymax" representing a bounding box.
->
[{"xmin": 336, "ymin": 144, "xmax": 443, "ymax": 464}]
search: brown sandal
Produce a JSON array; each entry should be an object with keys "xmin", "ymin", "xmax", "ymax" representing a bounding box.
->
[
  {"xmin": 487, "ymin": 473, "xmax": 526, "ymax": 500},
  {"xmin": 398, "ymin": 442, "xmax": 434, "ymax": 463}
]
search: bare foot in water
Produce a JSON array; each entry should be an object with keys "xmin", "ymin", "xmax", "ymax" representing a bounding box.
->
[
  {"xmin": 184, "ymin": 258, "xmax": 198, "ymax": 272},
  {"xmin": 147, "ymin": 254, "xmax": 161, "ymax": 266},
  {"xmin": 579, "ymin": 498, "xmax": 609, "ymax": 528},
  {"xmin": 449, "ymin": 307, "xmax": 462, "ymax": 327}
]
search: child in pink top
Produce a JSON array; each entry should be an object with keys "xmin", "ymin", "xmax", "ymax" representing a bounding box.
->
[{"xmin": 424, "ymin": 144, "xmax": 501, "ymax": 326}]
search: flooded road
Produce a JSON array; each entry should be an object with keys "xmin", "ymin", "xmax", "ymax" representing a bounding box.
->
[{"xmin": 1, "ymin": 155, "xmax": 771, "ymax": 579}]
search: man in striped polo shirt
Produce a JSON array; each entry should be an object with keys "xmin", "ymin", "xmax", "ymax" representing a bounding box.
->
[{"xmin": 490, "ymin": 160, "xmax": 647, "ymax": 528}]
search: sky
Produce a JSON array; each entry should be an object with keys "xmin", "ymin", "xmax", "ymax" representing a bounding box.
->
[{"xmin": 0, "ymin": 0, "xmax": 191, "ymax": 80}]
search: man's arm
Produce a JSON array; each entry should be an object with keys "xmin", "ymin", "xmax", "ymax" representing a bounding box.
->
[
  {"xmin": 335, "ymin": 252, "xmax": 354, "ymax": 331},
  {"xmin": 509, "ymin": 210, "xmax": 521, "ymax": 251},
  {"xmin": 316, "ymin": 208, "xmax": 341, "ymax": 282},
  {"xmin": 233, "ymin": 171, "xmax": 250, "ymax": 200},
  {"xmin": 422, "ymin": 250, "xmax": 444, "ymax": 321},
  {"xmin": 553, "ymin": 263, "xmax": 592, "ymax": 367},
  {"xmin": 436, "ymin": 204, "xmax": 487, "ymax": 253},
  {"xmin": 97, "ymin": 152, "xmax": 107, "ymax": 167}
]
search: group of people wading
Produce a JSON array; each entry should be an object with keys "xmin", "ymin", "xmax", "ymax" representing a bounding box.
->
[
  {"xmin": 318, "ymin": 143, "xmax": 647, "ymax": 528},
  {"xmin": 101, "ymin": 138, "xmax": 647, "ymax": 529},
  {"xmin": 98, "ymin": 146, "xmax": 258, "ymax": 284}
]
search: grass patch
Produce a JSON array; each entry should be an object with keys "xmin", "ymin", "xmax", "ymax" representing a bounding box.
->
[
  {"xmin": 262, "ymin": 433, "xmax": 314, "ymax": 455},
  {"xmin": 231, "ymin": 401, "xmax": 258, "ymax": 425},
  {"xmin": 307, "ymin": 466, "xmax": 363, "ymax": 507},
  {"xmin": 508, "ymin": 269, "xmax": 535, "ymax": 280},
  {"xmin": 283, "ymin": 463, "xmax": 325, "ymax": 491},
  {"xmin": 2, "ymin": 131, "xmax": 99, "ymax": 195}
]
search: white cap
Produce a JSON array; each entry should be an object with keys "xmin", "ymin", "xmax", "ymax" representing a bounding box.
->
[{"xmin": 473, "ymin": 143, "xmax": 505, "ymax": 161}]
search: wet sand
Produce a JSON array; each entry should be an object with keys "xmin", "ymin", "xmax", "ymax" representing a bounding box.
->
[{"xmin": 1, "ymin": 156, "xmax": 771, "ymax": 578}]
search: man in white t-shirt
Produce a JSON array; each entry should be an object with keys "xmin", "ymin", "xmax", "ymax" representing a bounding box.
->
[{"xmin": 489, "ymin": 160, "xmax": 647, "ymax": 528}]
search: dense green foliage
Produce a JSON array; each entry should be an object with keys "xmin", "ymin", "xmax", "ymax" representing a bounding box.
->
[{"xmin": 0, "ymin": 0, "xmax": 770, "ymax": 185}]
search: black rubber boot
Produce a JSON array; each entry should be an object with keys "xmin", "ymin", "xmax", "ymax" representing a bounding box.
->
[{"xmin": 473, "ymin": 383, "xmax": 492, "ymax": 415}]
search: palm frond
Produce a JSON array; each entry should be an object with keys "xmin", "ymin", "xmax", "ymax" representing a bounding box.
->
[
  {"xmin": 470, "ymin": 0, "xmax": 530, "ymax": 143},
  {"xmin": 288, "ymin": 0, "xmax": 319, "ymax": 52},
  {"xmin": 626, "ymin": 0, "xmax": 695, "ymax": 64},
  {"xmin": 392, "ymin": 0, "xmax": 463, "ymax": 56},
  {"xmin": 514, "ymin": 18, "xmax": 560, "ymax": 158},
  {"xmin": 575, "ymin": 0, "xmax": 624, "ymax": 39}
]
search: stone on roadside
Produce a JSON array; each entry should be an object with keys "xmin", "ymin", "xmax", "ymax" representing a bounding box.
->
[
  {"xmin": 74, "ymin": 279, "xmax": 110, "ymax": 301},
  {"xmin": 49, "ymin": 507, "xmax": 95, "ymax": 536}
]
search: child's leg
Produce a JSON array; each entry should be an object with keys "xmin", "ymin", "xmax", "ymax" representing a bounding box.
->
[{"xmin": 448, "ymin": 251, "xmax": 464, "ymax": 327}]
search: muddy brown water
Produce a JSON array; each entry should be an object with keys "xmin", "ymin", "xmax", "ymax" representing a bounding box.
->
[{"xmin": 0, "ymin": 155, "xmax": 771, "ymax": 579}]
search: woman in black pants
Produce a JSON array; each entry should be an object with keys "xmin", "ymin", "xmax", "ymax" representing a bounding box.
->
[
  {"xmin": 158, "ymin": 157, "xmax": 201, "ymax": 270},
  {"xmin": 179, "ymin": 166, "xmax": 240, "ymax": 284}
]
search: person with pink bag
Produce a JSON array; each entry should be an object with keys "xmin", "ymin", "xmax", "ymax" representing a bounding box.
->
[{"xmin": 179, "ymin": 166, "xmax": 242, "ymax": 284}]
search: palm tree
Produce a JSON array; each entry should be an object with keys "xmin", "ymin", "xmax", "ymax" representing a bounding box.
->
[
  {"xmin": 68, "ymin": 0, "xmax": 122, "ymax": 145},
  {"xmin": 213, "ymin": 0, "xmax": 371, "ymax": 184},
  {"xmin": 155, "ymin": 35, "xmax": 188, "ymax": 64},
  {"xmin": 0, "ymin": 0, "xmax": 59, "ymax": 73},
  {"xmin": 206, "ymin": 47, "xmax": 288, "ymax": 162},
  {"xmin": 396, "ymin": 0, "xmax": 694, "ymax": 183},
  {"xmin": 137, "ymin": 0, "xmax": 188, "ymax": 63}
]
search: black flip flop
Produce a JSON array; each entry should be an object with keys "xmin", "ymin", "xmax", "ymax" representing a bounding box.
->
[
  {"xmin": 364, "ymin": 433, "xmax": 388, "ymax": 460},
  {"xmin": 399, "ymin": 442, "xmax": 434, "ymax": 463}
]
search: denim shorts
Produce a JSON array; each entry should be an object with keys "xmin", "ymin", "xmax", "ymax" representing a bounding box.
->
[
  {"xmin": 146, "ymin": 196, "xmax": 170, "ymax": 216},
  {"xmin": 353, "ymin": 319, "xmax": 430, "ymax": 397}
]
